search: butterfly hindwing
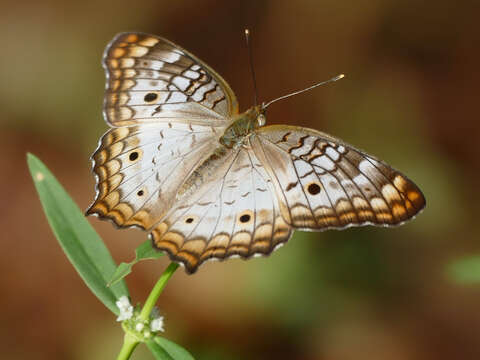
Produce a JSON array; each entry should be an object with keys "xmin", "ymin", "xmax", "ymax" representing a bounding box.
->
[
  {"xmin": 252, "ymin": 125, "xmax": 426, "ymax": 230},
  {"xmin": 150, "ymin": 146, "xmax": 292, "ymax": 273},
  {"xmin": 103, "ymin": 32, "xmax": 239, "ymax": 126}
]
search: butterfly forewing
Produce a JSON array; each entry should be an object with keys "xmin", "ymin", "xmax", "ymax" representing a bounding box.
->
[
  {"xmin": 88, "ymin": 31, "xmax": 244, "ymax": 231},
  {"xmin": 103, "ymin": 32, "xmax": 239, "ymax": 126},
  {"xmin": 253, "ymin": 125, "xmax": 426, "ymax": 230}
]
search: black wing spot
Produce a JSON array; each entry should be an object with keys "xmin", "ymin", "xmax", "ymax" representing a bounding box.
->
[
  {"xmin": 144, "ymin": 93, "xmax": 158, "ymax": 102},
  {"xmin": 307, "ymin": 183, "xmax": 321, "ymax": 195},
  {"xmin": 137, "ymin": 190, "xmax": 144, "ymax": 196},
  {"xmin": 185, "ymin": 217, "xmax": 194, "ymax": 224},
  {"xmin": 129, "ymin": 151, "xmax": 139, "ymax": 161},
  {"xmin": 239, "ymin": 214, "xmax": 251, "ymax": 223}
]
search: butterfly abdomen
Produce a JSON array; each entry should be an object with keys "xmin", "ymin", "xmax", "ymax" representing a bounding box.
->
[{"xmin": 176, "ymin": 145, "xmax": 233, "ymax": 201}]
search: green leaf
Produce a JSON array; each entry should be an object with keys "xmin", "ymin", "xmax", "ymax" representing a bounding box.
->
[
  {"xmin": 447, "ymin": 255, "xmax": 480, "ymax": 284},
  {"xmin": 109, "ymin": 263, "xmax": 134, "ymax": 287},
  {"xmin": 108, "ymin": 240, "xmax": 164, "ymax": 286},
  {"xmin": 136, "ymin": 240, "xmax": 165, "ymax": 259},
  {"xmin": 146, "ymin": 339, "xmax": 175, "ymax": 360},
  {"xmin": 27, "ymin": 153, "xmax": 129, "ymax": 315},
  {"xmin": 154, "ymin": 337, "xmax": 195, "ymax": 360}
]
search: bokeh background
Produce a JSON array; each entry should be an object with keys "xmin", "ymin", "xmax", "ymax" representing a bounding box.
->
[{"xmin": 2, "ymin": 0, "xmax": 480, "ymax": 359}]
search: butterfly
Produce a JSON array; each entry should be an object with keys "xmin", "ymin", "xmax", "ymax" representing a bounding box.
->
[{"xmin": 87, "ymin": 32, "xmax": 426, "ymax": 274}]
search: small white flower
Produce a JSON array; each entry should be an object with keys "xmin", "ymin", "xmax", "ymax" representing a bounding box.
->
[
  {"xmin": 135, "ymin": 323, "xmax": 144, "ymax": 331},
  {"xmin": 143, "ymin": 330, "xmax": 152, "ymax": 338},
  {"xmin": 150, "ymin": 316, "xmax": 165, "ymax": 332},
  {"xmin": 116, "ymin": 296, "xmax": 130, "ymax": 310},
  {"xmin": 116, "ymin": 296, "xmax": 133, "ymax": 321}
]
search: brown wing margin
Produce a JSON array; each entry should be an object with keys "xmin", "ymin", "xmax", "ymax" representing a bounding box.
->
[{"xmin": 102, "ymin": 32, "xmax": 239, "ymax": 125}]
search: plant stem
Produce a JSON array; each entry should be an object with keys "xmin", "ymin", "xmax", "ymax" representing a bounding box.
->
[
  {"xmin": 116, "ymin": 333, "xmax": 139, "ymax": 360},
  {"xmin": 115, "ymin": 263, "xmax": 179, "ymax": 360},
  {"xmin": 139, "ymin": 262, "xmax": 179, "ymax": 321}
]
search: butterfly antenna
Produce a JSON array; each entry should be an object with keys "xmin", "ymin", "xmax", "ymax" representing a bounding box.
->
[
  {"xmin": 245, "ymin": 29, "xmax": 258, "ymax": 107},
  {"xmin": 263, "ymin": 74, "xmax": 345, "ymax": 109}
]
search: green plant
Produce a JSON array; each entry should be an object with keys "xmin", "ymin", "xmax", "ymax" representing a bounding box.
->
[{"xmin": 27, "ymin": 153, "xmax": 194, "ymax": 360}]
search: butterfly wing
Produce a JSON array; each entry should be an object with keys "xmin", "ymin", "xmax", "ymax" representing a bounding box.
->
[
  {"xmin": 150, "ymin": 146, "xmax": 292, "ymax": 273},
  {"xmin": 86, "ymin": 122, "xmax": 224, "ymax": 230},
  {"xmin": 103, "ymin": 32, "xmax": 239, "ymax": 126},
  {"xmin": 88, "ymin": 32, "xmax": 241, "ymax": 229},
  {"xmin": 252, "ymin": 125, "xmax": 426, "ymax": 230}
]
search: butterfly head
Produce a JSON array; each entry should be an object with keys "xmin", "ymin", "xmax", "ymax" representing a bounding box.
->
[
  {"xmin": 242, "ymin": 104, "xmax": 266, "ymax": 129},
  {"xmin": 254, "ymin": 104, "xmax": 266, "ymax": 127},
  {"xmin": 257, "ymin": 113, "xmax": 266, "ymax": 127}
]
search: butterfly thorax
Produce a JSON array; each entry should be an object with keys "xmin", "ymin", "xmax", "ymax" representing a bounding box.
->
[{"xmin": 219, "ymin": 105, "xmax": 265, "ymax": 148}]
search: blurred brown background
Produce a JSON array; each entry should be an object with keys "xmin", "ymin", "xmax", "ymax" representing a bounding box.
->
[{"xmin": 2, "ymin": 0, "xmax": 480, "ymax": 359}]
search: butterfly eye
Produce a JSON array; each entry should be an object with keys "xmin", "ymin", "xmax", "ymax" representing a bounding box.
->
[{"xmin": 257, "ymin": 114, "xmax": 266, "ymax": 126}]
